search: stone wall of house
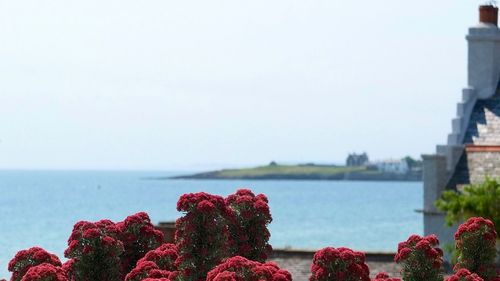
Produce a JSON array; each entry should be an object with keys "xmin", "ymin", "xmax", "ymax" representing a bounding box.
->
[{"xmin": 464, "ymin": 150, "xmax": 500, "ymax": 184}]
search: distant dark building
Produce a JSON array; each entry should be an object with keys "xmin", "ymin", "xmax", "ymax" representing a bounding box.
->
[{"xmin": 346, "ymin": 153, "xmax": 369, "ymax": 167}]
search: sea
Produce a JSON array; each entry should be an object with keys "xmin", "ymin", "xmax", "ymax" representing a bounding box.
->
[{"xmin": 0, "ymin": 170, "xmax": 423, "ymax": 278}]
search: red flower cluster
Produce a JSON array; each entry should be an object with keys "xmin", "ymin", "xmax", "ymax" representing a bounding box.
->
[
  {"xmin": 446, "ymin": 269, "xmax": 485, "ymax": 281},
  {"xmin": 455, "ymin": 217, "xmax": 497, "ymax": 244},
  {"xmin": 176, "ymin": 192, "xmax": 230, "ymax": 216},
  {"xmin": 8, "ymin": 247, "xmax": 62, "ymax": 281},
  {"xmin": 372, "ymin": 272, "xmax": 400, "ymax": 281},
  {"xmin": 117, "ymin": 212, "xmax": 164, "ymax": 273},
  {"xmin": 64, "ymin": 219, "xmax": 124, "ymax": 281},
  {"xmin": 137, "ymin": 244, "xmax": 178, "ymax": 272},
  {"xmin": 206, "ymin": 256, "xmax": 291, "ymax": 281},
  {"xmin": 225, "ymin": 189, "xmax": 273, "ymax": 262},
  {"xmin": 453, "ymin": 217, "xmax": 498, "ymax": 281},
  {"xmin": 309, "ymin": 247, "xmax": 370, "ymax": 281},
  {"xmin": 20, "ymin": 263, "xmax": 67, "ymax": 281},
  {"xmin": 175, "ymin": 192, "xmax": 232, "ymax": 281},
  {"xmin": 124, "ymin": 260, "xmax": 173, "ymax": 281},
  {"xmin": 61, "ymin": 260, "xmax": 74, "ymax": 280},
  {"xmin": 394, "ymin": 234, "xmax": 443, "ymax": 281}
]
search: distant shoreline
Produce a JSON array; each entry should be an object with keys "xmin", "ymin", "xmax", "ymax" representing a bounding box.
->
[{"xmin": 162, "ymin": 164, "xmax": 422, "ymax": 182}]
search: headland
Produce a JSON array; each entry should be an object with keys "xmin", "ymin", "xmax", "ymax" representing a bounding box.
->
[{"xmin": 169, "ymin": 163, "xmax": 422, "ymax": 181}]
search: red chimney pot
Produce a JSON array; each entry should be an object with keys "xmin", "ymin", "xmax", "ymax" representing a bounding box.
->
[{"xmin": 479, "ymin": 5, "xmax": 499, "ymax": 26}]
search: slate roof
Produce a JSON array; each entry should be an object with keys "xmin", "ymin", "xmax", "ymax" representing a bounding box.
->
[
  {"xmin": 463, "ymin": 88, "xmax": 500, "ymax": 145},
  {"xmin": 447, "ymin": 81, "xmax": 500, "ymax": 189},
  {"xmin": 446, "ymin": 152, "xmax": 470, "ymax": 189}
]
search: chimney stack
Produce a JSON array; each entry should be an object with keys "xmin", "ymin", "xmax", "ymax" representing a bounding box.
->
[
  {"xmin": 479, "ymin": 5, "xmax": 499, "ymax": 26},
  {"xmin": 466, "ymin": 4, "xmax": 500, "ymax": 100}
]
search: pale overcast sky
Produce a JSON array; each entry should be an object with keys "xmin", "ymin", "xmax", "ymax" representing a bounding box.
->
[{"xmin": 0, "ymin": 1, "xmax": 481, "ymax": 170}]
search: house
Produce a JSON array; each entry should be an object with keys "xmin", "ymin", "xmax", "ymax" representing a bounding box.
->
[
  {"xmin": 374, "ymin": 159, "xmax": 409, "ymax": 174},
  {"xmin": 346, "ymin": 153, "xmax": 369, "ymax": 167},
  {"xmin": 422, "ymin": 5, "xmax": 500, "ymax": 256}
]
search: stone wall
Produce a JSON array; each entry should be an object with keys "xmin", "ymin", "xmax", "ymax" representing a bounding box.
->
[
  {"xmin": 422, "ymin": 154, "xmax": 448, "ymax": 212},
  {"xmin": 463, "ymin": 147, "xmax": 500, "ymax": 184},
  {"xmin": 422, "ymin": 154, "xmax": 457, "ymax": 260}
]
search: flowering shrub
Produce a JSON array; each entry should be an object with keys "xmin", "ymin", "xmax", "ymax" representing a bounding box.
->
[
  {"xmin": 394, "ymin": 234, "xmax": 443, "ymax": 281},
  {"xmin": 64, "ymin": 219, "xmax": 124, "ymax": 281},
  {"xmin": 175, "ymin": 192, "xmax": 230, "ymax": 281},
  {"xmin": 8, "ymin": 247, "xmax": 62, "ymax": 281},
  {"xmin": 126, "ymin": 244, "xmax": 178, "ymax": 281},
  {"xmin": 206, "ymin": 256, "xmax": 291, "ymax": 281},
  {"xmin": 137, "ymin": 244, "xmax": 178, "ymax": 272},
  {"xmin": 446, "ymin": 269, "xmax": 484, "ymax": 281},
  {"xmin": 309, "ymin": 247, "xmax": 370, "ymax": 281},
  {"xmin": 372, "ymin": 272, "xmax": 401, "ymax": 281},
  {"xmin": 225, "ymin": 189, "xmax": 273, "ymax": 262},
  {"xmin": 117, "ymin": 212, "xmax": 164, "ymax": 273},
  {"xmin": 175, "ymin": 192, "xmax": 232, "ymax": 281},
  {"xmin": 9, "ymin": 191, "xmax": 500, "ymax": 281},
  {"xmin": 61, "ymin": 260, "xmax": 74, "ymax": 281},
  {"xmin": 453, "ymin": 217, "xmax": 498, "ymax": 281},
  {"xmin": 124, "ymin": 260, "xmax": 173, "ymax": 281},
  {"xmin": 20, "ymin": 263, "xmax": 67, "ymax": 281}
]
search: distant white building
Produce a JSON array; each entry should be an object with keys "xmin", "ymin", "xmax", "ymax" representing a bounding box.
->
[{"xmin": 373, "ymin": 159, "xmax": 409, "ymax": 174}]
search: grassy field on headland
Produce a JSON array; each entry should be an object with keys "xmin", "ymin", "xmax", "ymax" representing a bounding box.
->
[{"xmin": 171, "ymin": 164, "xmax": 422, "ymax": 181}]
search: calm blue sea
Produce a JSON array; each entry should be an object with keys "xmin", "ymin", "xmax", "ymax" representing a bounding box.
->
[{"xmin": 0, "ymin": 170, "xmax": 422, "ymax": 278}]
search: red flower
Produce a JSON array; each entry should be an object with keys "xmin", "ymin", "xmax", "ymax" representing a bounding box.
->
[
  {"xmin": 125, "ymin": 260, "xmax": 174, "ymax": 281},
  {"xmin": 454, "ymin": 217, "xmax": 498, "ymax": 281},
  {"xmin": 394, "ymin": 234, "xmax": 443, "ymax": 281},
  {"xmin": 82, "ymin": 228, "xmax": 100, "ymax": 239},
  {"xmin": 212, "ymin": 271, "xmax": 237, "ymax": 281},
  {"xmin": 372, "ymin": 272, "xmax": 400, "ymax": 281},
  {"xmin": 137, "ymin": 244, "xmax": 178, "ymax": 272},
  {"xmin": 8, "ymin": 247, "xmax": 62, "ymax": 281},
  {"xmin": 426, "ymin": 234, "xmax": 439, "ymax": 245},
  {"xmin": 310, "ymin": 247, "xmax": 370, "ymax": 281},
  {"xmin": 175, "ymin": 192, "xmax": 232, "ymax": 281},
  {"xmin": 446, "ymin": 269, "xmax": 484, "ymax": 281},
  {"xmin": 225, "ymin": 189, "xmax": 273, "ymax": 262},
  {"xmin": 196, "ymin": 200, "xmax": 216, "ymax": 213},
  {"xmin": 64, "ymin": 219, "xmax": 124, "ymax": 281},
  {"xmin": 117, "ymin": 212, "xmax": 164, "ymax": 273},
  {"xmin": 394, "ymin": 248, "xmax": 411, "ymax": 261},
  {"xmin": 20, "ymin": 263, "xmax": 67, "ymax": 281},
  {"xmin": 207, "ymin": 256, "xmax": 291, "ymax": 281}
]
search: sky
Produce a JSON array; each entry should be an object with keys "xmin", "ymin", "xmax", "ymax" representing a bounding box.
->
[{"xmin": 0, "ymin": 0, "xmax": 483, "ymax": 170}]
